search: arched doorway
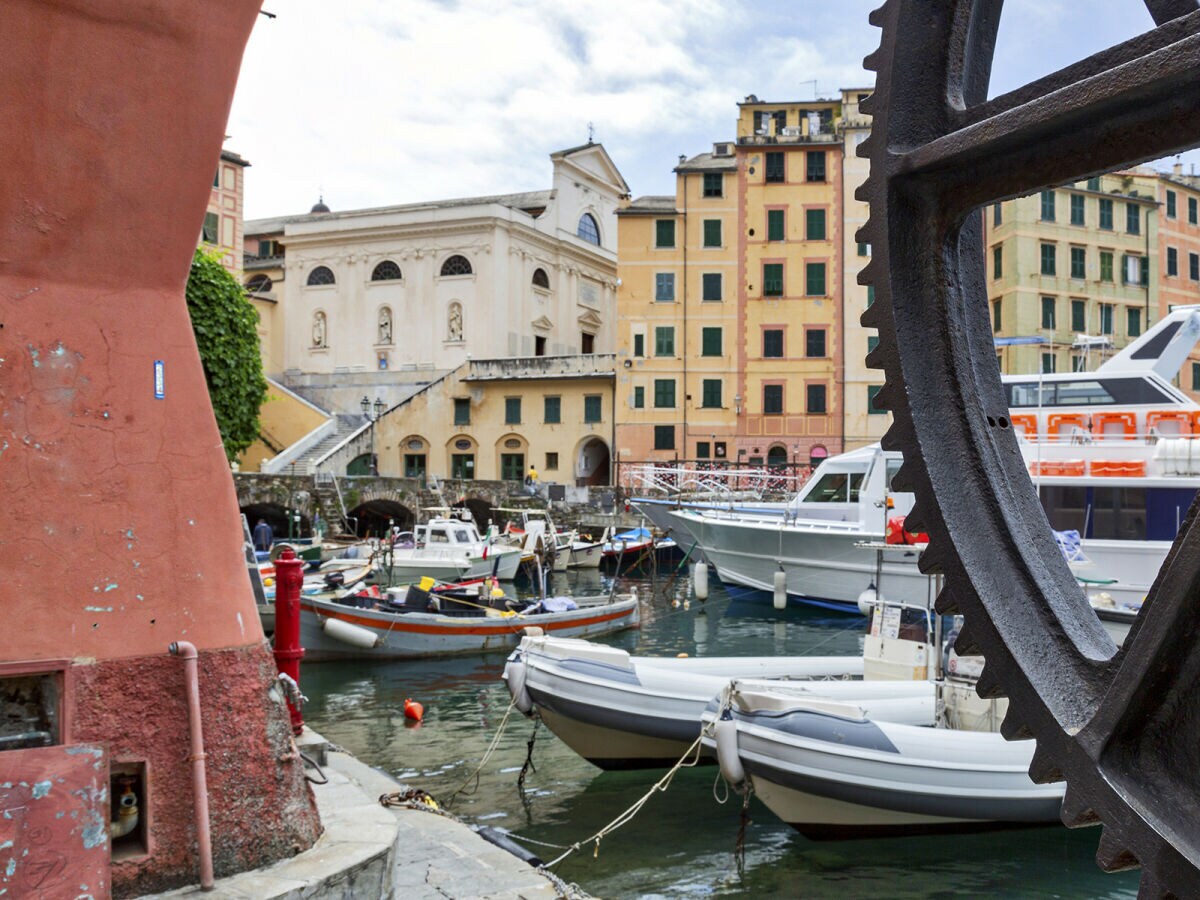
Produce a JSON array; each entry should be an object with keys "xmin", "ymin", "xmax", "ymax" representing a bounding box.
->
[
  {"xmin": 576, "ymin": 437, "xmax": 611, "ymax": 486},
  {"xmin": 450, "ymin": 497, "xmax": 495, "ymax": 532},
  {"xmin": 346, "ymin": 499, "xmax": 414, "ymax": 538},
  {"xmin": 347, "ymin": 453, "xmax": 376, "ymax": 476},
  {"xmin": 809, "ymin": 445, "xmax": 829, "ymax": 469},
  {"xmin": 766, "ymin": 445, "xmax": 788, "ymax": 467},
  {"xmin": 240, "ymin": 502, "xmax": 310, "ymax": 542}
]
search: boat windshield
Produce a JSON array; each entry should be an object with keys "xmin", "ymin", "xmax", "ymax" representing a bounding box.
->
[{"xmin": 802, "ymin": 470, "xmax": 866, "ymax": 503}]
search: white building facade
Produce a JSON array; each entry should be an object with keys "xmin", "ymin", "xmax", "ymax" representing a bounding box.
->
[{"xmin": 245, "ymin": 144, "xmax": 628, "ymax": 415}]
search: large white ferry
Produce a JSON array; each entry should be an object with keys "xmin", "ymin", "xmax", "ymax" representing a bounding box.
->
[{"xmin": 662, "ymin": 307, "xmax": 1200, "ymax": 615}]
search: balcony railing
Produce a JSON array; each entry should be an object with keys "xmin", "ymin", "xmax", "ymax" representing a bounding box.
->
[{"xmin": 464, "ymin": 354, "xmax": 616, "ymax": 381}]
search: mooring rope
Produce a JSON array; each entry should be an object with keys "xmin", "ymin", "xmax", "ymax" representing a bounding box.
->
[
  {"xmin": 515, "ymin": 730, "xmax": 707, "ymax": 870},
  {"xmin": 517, "ymin": 715, "xmax": 541, "ymax": 792},
  {"xmin": 443, "ymin": 695, "xmax": 519, "ymax": 807}
]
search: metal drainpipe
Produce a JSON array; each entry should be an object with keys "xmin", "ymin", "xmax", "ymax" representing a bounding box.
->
[
  {"xmin": 1146, "ymin": 204, "xmax": 1153, "ymax": 329},
  {"xmin": 681, "ymin": 172, "xmax": 689, "ymax": 457},
  {"xmin": 168, "ymin": 640, "xmax": 215, "ymax": 891}
]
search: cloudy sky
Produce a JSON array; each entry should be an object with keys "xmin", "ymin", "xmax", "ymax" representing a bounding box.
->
[{"xmin": 228, "ymin": 1, "xmax": 1199, "ymax": 221}]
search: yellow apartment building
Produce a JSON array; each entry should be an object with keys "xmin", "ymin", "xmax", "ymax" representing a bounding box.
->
[
  {"xmin": 373, "ymin": 355, "xmax": 615, "ymax": 484},
  {"xmin": 616, "ymin": 94, "xmax": 868, "ymax": 471},
  {"xmin": 201, "ymin": 148, "xmax": 250, "ymax": 276},
  {"xmin": 982, "ymin": 171, "xmax": 1199, "ymax": 377},
  {"xmin": 1156, "ymin": 168, "xmax": 1200, "ymax": 392}
]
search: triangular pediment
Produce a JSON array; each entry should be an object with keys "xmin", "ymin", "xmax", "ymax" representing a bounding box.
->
[
  {"xmin": 552, "ymin": 143, "xmax": 630, "ymax": 196},
  {"xmin": 576, "ymin": 308, "xmax": 603, "ymax": 329},
  {"xmin": 531, "ymin": 315, "xmax": 554, "ymax": 332}
]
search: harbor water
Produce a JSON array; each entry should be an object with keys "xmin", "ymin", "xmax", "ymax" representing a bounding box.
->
[{"xmin": 300, "ymin": 568, "xmax": 1139, "ymax": 898}]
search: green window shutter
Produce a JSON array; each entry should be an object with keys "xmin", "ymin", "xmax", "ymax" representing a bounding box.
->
[
  {"xmin": 1040, "ymin": 190, "xmax": 1055, "ymax": 221},
  {"xmin": 656, "ymin": 219, "xmax": 675, "ymax": 247},
  {"xmin": 454, "ymin": 398, "xmax": 470, "ymax": 425},
  {"xmin": 1099, "ymin": 252, "xmax": 1113, "ymax": 282},
  {"xmin": 767, "ymin": 209, "xmax": 785, "ymax": 241},
  {"xmin": 654, "ymin": 379, "xmax": 676, "ymax": 408},
  {"xmin": 703, "ymin": 219, "xmax": 722, "ymax": 247},
  {"xmin": 544, "ymin": 396, "xmax": 561, "ymax": 423},
  {"xmin": 633, "ymin": 386, "xmax": 644, "ymax": 409},
  {"xmin": 703, "ymin": 173, "xmax": 723, "ymax": 197},
  {"xmin": 702, "ymin": 273, "xmax": 722, "ymax": 301},
  {"xmin": 1041, "ymin": 296, "xmax": 1056, "ymax": 329},
  {"xmin": 993, "ymin": 245, "xmax": 1002, "ymax": 279},
  {"xmin": 1127, "ymin": 308, "xmax": 1141, "ymax": 338},
  {"xmin": 654, "ymin": 425, "xmax": 675, "ymax": 450},
  {"xmin": 867, "ymin": 335, "xmax": 879, "ymax": 353},
  {"xmin": 763, "ymin": 329, "xmax": 783, "ymax": 358},
  {"xmin": 805, "ymin": 262, "xmax": 826, "ymax": 296},
  {"xmin": 655, "ymin": 326, "xmax": 675, "ymax": 356},
  {"xmin": 763, "ymin": 263, "xmax": 784, "ymax": 296},
  {"xmin": 867, "ymin": 384, "xmax": 885, "ymax": 414},
  {"xmin": 584, "ymin": 395, "xmax": 601, "ymax": 423},
  {"xmin": 701, "ymin": 327, "xmax": 722, "ymax": 357},
  {"xmin": 805, "ymin": 208, "xmax": 826, "ymax": 240},
  {"xmin": 701, "ymin": 379, "xmax": 722, "ymax": 408},
  {"xmin": 1071, "ymin": 300, "xmax": 1086, "ymax": 332},
  {"xmin": 763, "ymin": 384, "xmax": 783, "ymax": 414},
  {"xmin": 633, "ymin": 333, "xmax": 644, "ymax": 357},
  {"xmin": 505, "ymin": 397, "xmax": 521, "ymax": 424}
]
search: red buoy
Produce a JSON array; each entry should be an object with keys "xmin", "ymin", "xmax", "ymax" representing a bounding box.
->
[{"xmin": 404, "ymin": 698, "xmax": 424, "ymax": 722}]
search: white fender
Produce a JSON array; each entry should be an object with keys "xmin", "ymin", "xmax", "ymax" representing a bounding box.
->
[
  {"xmin": 322, "ymin": 616, "xmax": 382, "ymax": 648},
  {"xmin": 503, "ymin": 654, "xmax": 534, "ymax": 714},
  {"xmin": 693, "ymin": 562, "xmax": 709, "ymax": 600},
  {"xmin": 714, "ymin": 712, "xmax": 746, "ymax": 787},
  {"xmin": 773, "ymin": 569, "xmax": 787, "ymax": 610}
]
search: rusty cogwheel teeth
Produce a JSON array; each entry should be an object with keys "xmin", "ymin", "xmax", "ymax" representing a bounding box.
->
[{"xmin": 858, "ymin": 2, "xmax": 1200, "ymax": 896}]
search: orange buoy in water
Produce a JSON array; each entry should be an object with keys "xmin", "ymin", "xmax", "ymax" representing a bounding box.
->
[{"xmin": 404, "ymin": 698, "xmax": 424, "ymax": 722}]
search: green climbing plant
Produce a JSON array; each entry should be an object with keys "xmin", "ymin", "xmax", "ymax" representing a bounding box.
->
[{"xmin": 185, "ymin": 249, "xmax": 268, "ymax": 461}]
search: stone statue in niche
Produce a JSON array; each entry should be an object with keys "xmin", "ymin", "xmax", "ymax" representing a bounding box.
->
[
  {"xmin": 312, "ymin": 311, "xmax": 327, "ymax": 348},
  {"xmin": 448, "ymin": 303, "xmax": 463, "ymax": 341},
  {"xmin": 378, "ymin": 307, "xmax": 392, "ymax": 344}
]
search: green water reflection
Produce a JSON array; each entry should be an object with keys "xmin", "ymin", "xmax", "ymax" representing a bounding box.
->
[{"xmin": 300, "ymin": 571, "xmax": 1138, "ymax": 899}]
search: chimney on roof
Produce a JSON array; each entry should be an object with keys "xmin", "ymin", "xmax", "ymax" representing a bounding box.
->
[
  {"xmin": 1174, "ymin": 157, "xmax": 1184, "ymax": 176},
  {"xmin": 679, "ymin": 154, "xmax": 687, "ymax": 165}
]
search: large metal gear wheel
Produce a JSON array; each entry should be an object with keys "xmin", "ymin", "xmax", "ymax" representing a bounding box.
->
[{"xmin": 859, "ymin": 2, "xmax": 1200, "ymax": 895}]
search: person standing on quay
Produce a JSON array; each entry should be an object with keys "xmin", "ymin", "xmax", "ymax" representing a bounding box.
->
[
  {"xmin": 253, "ymin": 518, "xmax": 274, "ymax": 552},
  {"xmin": 525, "ymin": 465, "xmax": 539, "ymax": 495}
]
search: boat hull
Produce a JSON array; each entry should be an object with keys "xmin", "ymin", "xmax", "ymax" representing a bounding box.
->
[
  {"xmin": 507, "ymin": 636, "xmax": 879, "ymax": 769},
  {"xmin": 382, "ymin": 546, "xmax": 522, "ymax": 582},
  {"xmin": 298, "ymin": 595, "xmax": 638, "ymax": 661},
  {"xmin": 701, "ymin": 702, "xmax": 1064, "ymax": 836}
]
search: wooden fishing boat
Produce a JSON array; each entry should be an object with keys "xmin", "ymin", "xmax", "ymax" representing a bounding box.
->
[{"xmin": 297, "ymin": 584, "xmax": 640, "ymax": 661}]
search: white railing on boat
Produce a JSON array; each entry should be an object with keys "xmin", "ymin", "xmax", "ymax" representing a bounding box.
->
[{"xmin": 619, "ymin": 462, "xmax": 812, "ymax": 497}]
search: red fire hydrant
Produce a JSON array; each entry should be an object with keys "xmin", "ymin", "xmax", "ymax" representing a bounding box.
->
[{"xmin": 273, "ymin": 546, "xmax": 306, "ymax": 734}]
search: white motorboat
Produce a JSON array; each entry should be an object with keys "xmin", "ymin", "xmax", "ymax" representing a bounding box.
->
[
  {"xmin": 670, "ymin": 307, "xmax": 1200, "ymax": 616},
  {"xmin": 701, "ymin": 669, "xmax": 1063, "ymax": 838},
  {"xmin": 379, "ymin": 516, "xmax": 523, "ymax": 582},
  {"xmin": 502, "ymin": 599, "xmax": 938, "ymax": 770}
]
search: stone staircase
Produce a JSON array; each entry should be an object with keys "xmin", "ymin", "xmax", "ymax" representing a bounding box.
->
[{"xmin": 286, "ymin": 414, "xmax": 365, "ymax": 475}]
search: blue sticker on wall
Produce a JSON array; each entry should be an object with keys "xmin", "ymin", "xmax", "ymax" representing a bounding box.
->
[{"xmin": 154, "ymin": 360, "xmax": 165, "ymax": 399}]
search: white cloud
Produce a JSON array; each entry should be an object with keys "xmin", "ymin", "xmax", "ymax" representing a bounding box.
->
[{"xmin": 229, "ymin": 1, "xmax": 1200, "ymax": 220}]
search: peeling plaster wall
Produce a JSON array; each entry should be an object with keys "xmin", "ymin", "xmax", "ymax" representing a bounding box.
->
[{"xmin": 1, "ymin": 1, "xmax": 320, "ymax": 893}]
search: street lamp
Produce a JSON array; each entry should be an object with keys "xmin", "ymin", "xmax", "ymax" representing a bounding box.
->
[{"xmin": 361, "ymin": 396, "xmax": 386, "ymax": 422}]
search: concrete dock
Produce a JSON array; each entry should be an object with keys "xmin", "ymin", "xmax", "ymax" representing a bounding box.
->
[{"xmin": 147, "ymin": 730, "xmax": 572, "ymax": 899}]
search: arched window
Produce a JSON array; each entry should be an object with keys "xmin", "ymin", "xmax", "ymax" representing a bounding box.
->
[
  {"xmin": 532, "ymin": 267, "xmax": 550, "ymax": 289},
  {"xmin": 307, "ymin": 265, "xmax": 335, "ymax": 286},
  {"xmin": 440, "ymin": 255, "xmax": 472, "ymax": 277},
  {"xmin": 767, "ymin": 445, "xmax": 788, "ymax": 467},
  {"xmin": 577, "ymin": 213, "xmax": 600, "ymax": 245},
  {"xmin": 371, "ymin": 260, "xmax": 402, "ymax": 281},
  {"xmin": 245, "ymin": 274, "xmax": 272, "ymax": 293}
]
